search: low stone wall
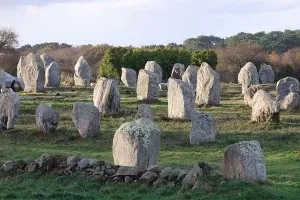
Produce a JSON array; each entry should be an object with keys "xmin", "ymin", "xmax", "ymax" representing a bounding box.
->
[{"xmin": 0, "ymin": 154, "xmax": 220, "ymax": 190}]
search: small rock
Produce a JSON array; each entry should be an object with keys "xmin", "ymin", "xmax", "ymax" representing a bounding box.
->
[
  {"xmin": 89, "ymin": 159, "xmax": 104, "ymax": 168},
  {"xmin": 203, "ymin": 183, "xmax": 213, "ymax": 192},
  {"xmin": 36, "ymin": 154, "xmax": 54, "ymax": 171},
  {"xmin": 125, "ymin": 176, "xmax": 134, "ymax": 184},
  {"xmin": 153, "ymin": 178, "xmax": 167, "ymax": 188},
  {"xmin": 67, "ymin": 156, "xmax": 81, "ymax": 167},
  {"xmin": 140, "ymin": 171, "xmax": 158, "ymax": 185},
  {"xmin": 27, "ymin": 162, "xmax": 38, "ymax": 172},
  {"xmin": 3, "ymin": 161, "xmax": 16, "ymax": 173},
  {"xmin": 168, "ymin": 168, "xmax": 183, "ymax": 182},
  {"xmin": 147, "ymin": 165, "xmax": 161, "ymax": 173},
  {"xmin": 116, "ymin": 166, "xmax": 140, "ymax": 177},
  {"xmin": 160, "ymin": 167, "xmax": 173, "ymax": 179},
  {"xmin": 78, "ymin": 158, "xmax": 90, "ymax": 169},
  {"xmin": 175, "ymin": 170, "xmax": 188, "ymax": 183},
  {"xmin": 113, "ymin": 176, "xmax": 122, "ymax": 183},
  {"xmin": 192, "ymin": 181, "xmax": 201, "ymax": 191}
]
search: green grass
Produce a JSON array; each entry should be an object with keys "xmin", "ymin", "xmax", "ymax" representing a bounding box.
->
[{"xmin": 0, "ymin": 83, "xmax": 299, "ymax": 199}]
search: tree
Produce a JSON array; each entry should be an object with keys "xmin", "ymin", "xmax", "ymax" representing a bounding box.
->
[
  {"xmin": 183, "ymin": 35, "xmax": 225, "ymax": 50},
  {"xmin": 0, "ymin": 27, "xmax": 19, "ymax": 53}
]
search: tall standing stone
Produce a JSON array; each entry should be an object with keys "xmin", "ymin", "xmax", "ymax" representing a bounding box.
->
[
  {"xmin": 144, "ymin": 61, "xmax": 163, "ymax": 83},
  {"xmin": 136, "ymin": 69, "xmax": 159, "ymax": 101},
  {"xmin": 238, "ymin": 62, "xmax": 259, "ymax": 94},
  {"xmin": 171, "ymin": 63, "xmax": 185, "ymax": 79},
  {"xmin": 74, "ymin": 56, "xmax": 92, "ymax": 87},
  {"xmin": 40, "ymin": 53, "xmax": 55, "ymax": 69},
  {"xmin": 93, "ymin": 77, "xmax": 120, "ymax": 115},
  {"xmin": 0, "ymin": 89, "xmax": 20, "ymax": 130},
  {"xmin": 168, "ymin": 78, "xmax": 194, "ymax": 119},
  {"xmin": 182, "ymin": 65, "xmax": 199, "ymax": 91},
  {"xmin": 190, "ymin": 110, "xmax": 216, "ymax": 144},
  {"xmin": 45, "ymin": 61, "xmax": 61, "ymax": 87},
  {"xmin": 196, "ymin": 62, "xmax": 220, "ymax": 106},
  {"xmin": 72, "ymin": 102, "xmax": 100, "ymax": 139},
  {"xmin": 35, "ymin": 104, "xmax": 59, "ymax": 134},
  {"xmin": 276, "ymin": 77, "xmax": 300, "ymax": 102},
  {"xmin": 21, "ymin": 53, "xmax": 45, "ymax": 92},
  {"xmin": 251, "ymin": 90, "xmax": 280, "ymax": 123},
  {"xmin": 0, "ymin": 69, "xmax": 5, "ymax": 91},
  {"xmin": 280, "ymin": 84, "xmax": 300, "ymax": 110},
  {"xmin": 113, "ymin": 118, "xmax": 161, "ymax": 170},
  {"xmin": 244, "ymin": 85, "xmax": 262, "ymax": 107},
  {"xmin": 16, "ymin": 56, "xmax": 25, "ymax": 90},
  {"xmin": 259, "ymin": 63, "xmax": 275, "ymax": 84},
  {"xmin": 221, "ymin": 140, "xmax": 266, "ymax": 181},
  {"xmin": 121, "ymin": 68, "xmax": 137, "ymax": 88}
]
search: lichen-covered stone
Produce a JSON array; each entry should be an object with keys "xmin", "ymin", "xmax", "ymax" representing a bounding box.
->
[
  {"xmin": 45, "ymin": 61, "xmax": 60, "ymax": 87},
  {"xmin": 21, "ymin": 53, "xmax": 45, "ymax": 92},
  {"xmin": 93, "ymin": 77, "xmax": 120, "ymax": 115},
  {"xmin": 121, "ymin": 68, "xmax": 136, "ymax": 88},
  {"xmin": 113, "ymin": 118, "xmax": 161, "ymax": 170},
  {"xmin": 259, "ymin": 63, "xmax": 275, "ymax": 84},
  {"xmin": 0, "ymin": 89, "xmax": 20, "ymax": 130},
  {"xmin": 221, "ymin": 140, "xmax": 266, "ymax": 181},
  {"xmin": 251, "ymin": 90, "xmax": 280, "ymax": 123},
  {"xmin": 168, "ymin": 78, "xmax": 194, "ymax": 119},
  {"xmin": 280, "ymin": 92, "xmax": 300, "ymax": 110},
  {"xmin": 144, "ymin": 61, "xmax": 163, "ymax": 83},
  {"xmin": 136, "ymin": 104, "xmax": 153, "ymax": 120},
  {"xmin": 182, "ymin": 65, "xmax": 199, "ymax": 91},
  {"xmin": 136, "ymin": 69, "xmax": 159, "ymax": 101},
  {"xmin": 72, "ymin": 102, "xmax": 100, "ymax": 138},
  {"xmin": 238, "ymin": 62, "xmax": 259, "ymax": 94},
  {"xmin": 35, "ymin": 104, "xmax": 59, "ymax": 134},
  {"xmin": 190, "ymin": 110, "xmax": 216, "ymax": 144},
  {"xmin": 244, "ymin": 85, "xmax": 261, "ymax": 107},
  {"xmin": 74, "ymin": 56, "xmax": 92, "ymax": 87},
  {"xmin": 171, "ymin": 63, "xmax": 185, "ymax": 79},
  {"xmin": 276, "ymin": 77, "xmax": 300, "ymax": 102},
  {"xmin": 196, "ymin": 62, "xmax": 220, "ymax": 106}
]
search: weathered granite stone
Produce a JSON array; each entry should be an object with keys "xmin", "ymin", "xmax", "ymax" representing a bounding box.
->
[
  {"xmin": 121, "ymin": 68, "xmax": 137, "ymax": 87},
  {"xmin": 238, "ymin": 62, "xmax": 259, "ymax": 94},
  {"xmin": 74, "ymin": 56, "xmax": 92, "ymax": 87},
  {"xmin": 0, "ymin": 69, "xmax": 5, "ymax": 91},
  {"xmin": 21, "ymin": 53, "xmax": 45, "ymax": 92},
  {"xmin": 72, "ymin": 102, "xmax": 100, "ymax": 138},
  {"xmin": 276, "ymin": 77, "xmax": 300, "ymax": 102},
  {"xmin": 171, "ymin": 63, "xmax": 185, "ymax": 79},
  {"xmin": 136, "ymin": 69, "xmax": 159, "ymax": 101},
  {"xmin": 251, "ymin": 90, "xmax": 280, "ymax": 123},
  {"xmin": 244, "ymin": 85, "xmax": 262, "ymax": 107},
  {"xmin": 113, "ymin": 118, "xmax": 161, "ymax": 170},
  {"xmin": 40, "ymin": 53, "xmax": 55, "ymax": 68},
  {"xmin": 93, "ymin": 77, "xmax": 120, "ymax": 115},
  {"xmin": 182, "ymin": 65, "xmax": 199, "ymax": 90},
  {"xmin": 280, "ymin": 92, "xmax": 300, "ymax": 110},
  {"xmin": 0, "ymin": 89, "xmax": 20, "ymax": 130},
  {"xmin": 35, "ymin": 104, "xmax": 59, "ymax": 134},
  {"xmin": 136, "ymin": 104, "xmax": 153, "ymax": 120},
  {"xmin": 116, "ymin": 166, "xmax": 140, "ymax": 177},
  {"xmin": 144, "ymin": 61, "xmax": 163, "ymax": 83},
  {"xmin": 259, "ymin": 63, "xmax": 275, "ymax": 84},
  {"xmin": 190, "ymin": 110, "xmax": 216, "ymax": 144},
  {"xmin": 45, "ymin": 61, "xmax": 60, "ymax": 87},
  {"xmin": 67, "ymin": 156, "xmax": 81, "ymax": 167},
  {"xmin": 168, "ymin": 78, "xmax": 195, "ymax": 119},
  {"xmin": 221, "ymin": 140, "xmax": 266, "ymax": 181},
  {"xmin": 196, "ymin": 62, "xmax": 220, "ymax": 106}
]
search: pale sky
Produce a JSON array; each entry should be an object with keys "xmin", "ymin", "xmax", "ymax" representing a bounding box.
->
[{"xmin": 1, "ymin": 0, "xmax": 300, "ymax": 46}]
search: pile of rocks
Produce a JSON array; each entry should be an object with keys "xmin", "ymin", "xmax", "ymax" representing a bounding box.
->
[{"xmin": 0, "ymin": 154, "xmax": 219, "ymax": 190}]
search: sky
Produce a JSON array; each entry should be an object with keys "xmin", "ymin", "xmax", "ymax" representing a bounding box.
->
[{"xmin": 1, "ymin": 0, "xmax": 300, "ymax": 47}]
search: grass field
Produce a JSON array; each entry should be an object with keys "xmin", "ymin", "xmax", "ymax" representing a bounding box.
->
[{"xmin": 0, "ymin": 83, "xmax": 299, "ymax": 200}]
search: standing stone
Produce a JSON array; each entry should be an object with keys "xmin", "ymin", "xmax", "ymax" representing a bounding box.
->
[
  {"xmin": 121, "ymin": 68, "xmax": 136, "ymax": 88},
  {"xmin": 238, "ymin": 62, "xmax": 259, "ymax": 94},
  {"xmin": 144, "ymin": 61, "xmax": 163, "ymax": 83},
  {"xmin": 35, "ymin": 104, "xmax": 59, "ymax": 134},
  {"xmin": 40, "ymin": 53, "xmax": 55, "ymax": 69},
  {"xmin": 93, "ymin": 77, "xmax": 120, "ymax": 115},
  {"xmin": 159, "ymin": 83, "xmax": 168, "ymax": 91},
  {"xmin": 113, "ymin": 118, "xmax": 161, "ymax": 170},
  {"xmin": 196, "ymin": 62, "xmax": 220, "ymax": 106},
  {"xmin": 136, "ymin": 69, "xmax": 159, "ymax": 101},
  {"xmin": 16, "ymin": 56, "xmax": 25, "ymax": 90},
  {"xmin": 244, "ymin": 85, "xmax": 262, "ymax": 107},
  {"xmin": 171, "ymin": 63, "xmax": 185, "ymax": 79},
  {"xmin": 0, "ymin": 69, "xmax": 5, "ymax": 91},
  {"xmin": 251, "ymin": 90, "xmax": 280, "ymax": 123},
  {"xmin": 21, "ymin": 53, "xmax": 45, "ymax": 92},
  {"xmin": 136, "ymin": 104, "xmax": 153, "ymax": 120},
  {"xmin": 259, "ymin": 63, "xmax": 275, "ymax": 84},
  {"xmin": 276, "ymin": 77, "xmax": 300, "ymax": 102},
  {"xmin": 221, "ymin": 140, "xmax": 266, "ymax": 181},
  {"xmin": 182, "ymin": 65, "xmax": 199, "ymax": 91},
  {"xmin": 0, "ymin": 89, "xmax": 20, "ymax": 130},
  {"xmin": 190, "ymin": 110, "xmax": 216, "ymax": 144},
  {"xmin": 280, "ymin": 89, "xmax": 300, "ymax": 110},
  {"xmin": 168, "ymin": 78, "xmax": 194, "ymax": 120},
  {"xmin": 45, "ymin": 61, "xmax": 61, "ymax": 87},
  {"xmin": 74, "ymin": 56, "xmax": 92, "ymax": 87},
  {"xmin": 72, "ymin": 102, "xmax": 100, "ymax": 139}
]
